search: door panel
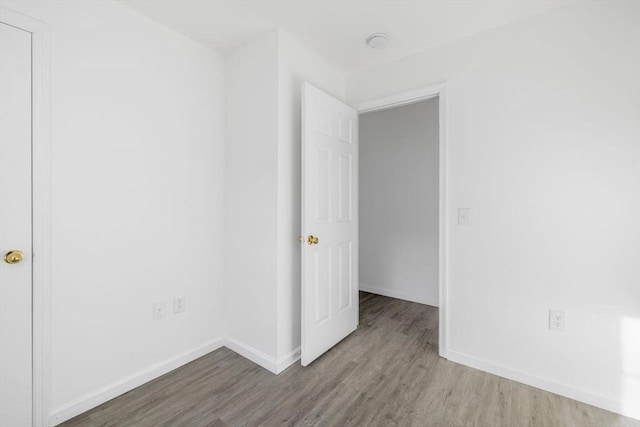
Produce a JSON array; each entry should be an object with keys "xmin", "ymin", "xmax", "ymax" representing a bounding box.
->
[
  {"xmin": 315, "ymin": 147, "xmax": 330, "ymax": 223},
  {"xmin": 314, "ymin": 246, "xmax": 331, "ymax": 323},
  {"xmin": 338, "ymin": 241, "xmax": 353, "ymax": 311},
  {"xmin": 301, "ymin": 83, "xmax": 358, "ymax": 366},
  {"xmin": 0, "ymin": 21, "xmax": 33, "ymax": 427},
  {"xmin": 338, "ymin": 154, "xmax": 352, "ymax": 221}
]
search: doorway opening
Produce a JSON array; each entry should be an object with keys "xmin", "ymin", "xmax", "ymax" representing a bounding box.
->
[
  {"xmin": 355, "ymin": 85, "xmax": 448, "ymax": 358},
  {"xmin": 300, "ymin": 83, "xmax": 447, "ymax": 365}
]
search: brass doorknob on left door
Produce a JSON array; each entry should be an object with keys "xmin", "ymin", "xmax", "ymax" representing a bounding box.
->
[
  {"xmin": 306, "ymin": 235, "xmax": 319, "ymax": 245},
  {"xmin": 4, "ymin": 250, "xmax": 24, "ymax": 264}
]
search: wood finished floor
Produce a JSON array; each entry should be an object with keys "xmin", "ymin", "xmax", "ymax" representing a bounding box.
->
[{"xmin": 61, "ymin": 292, "xmax": 639, "ymax": 427}]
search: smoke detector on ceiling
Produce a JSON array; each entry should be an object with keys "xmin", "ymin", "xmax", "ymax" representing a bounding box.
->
[{"xmin": 366, "ymin": 33, "xmax": 388, "ymax": 49}]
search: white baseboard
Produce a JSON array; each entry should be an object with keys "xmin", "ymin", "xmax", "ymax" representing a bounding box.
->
[
  {"xmin": 49, "ymin": 337, "xmax": 302, "ymax": 426},
  {"xmin": 222, "ymin": 337, "xmax": 300, "ymax": 374},
  {"xmin": 223, "ymin": 337, "xmax": 278, "ymax": 374},
  {"xmin": 276, "ymin": 346, "xmax": 301, "ymax": 374},
  {"xmin": 360, "ymin": 284, "xmax": 438, "ymax": 307},
  {"xmin": 48, "ymin": 337, "xmax": 638, "ymax": 424},
  {"xmin": 446, "ymin": 349, "xmax": 640, "ymax": 421},
  {"xmin": 49, "ymin": 337, "xmax": 225, "ymax": 426}
]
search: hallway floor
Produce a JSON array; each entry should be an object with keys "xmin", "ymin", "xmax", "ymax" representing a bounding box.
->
[{"xmin": 61, "ymin": 292, "xmax": 638, "ymax": 426}]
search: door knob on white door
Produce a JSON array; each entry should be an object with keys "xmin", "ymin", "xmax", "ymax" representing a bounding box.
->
[
  {"xmin": 306, "ymin": 235, "xmax": 319, "ymax": 245},
  {"xmin": 4, "ymin": 250, "xmax": 24, "ymax": 264}
]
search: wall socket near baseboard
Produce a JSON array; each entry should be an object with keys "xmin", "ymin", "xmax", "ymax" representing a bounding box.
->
[
  {"xmin": 173, "ymin": 296, "xmax": 186, "ymax": 314},
  {"xmin": 458, "ymin": 208, "xmax": 471, "ymax": 225},
  {"xmin": 153, "ymin": 296, "xmax": 187, "ymax": 320},
  {"xmin": 549, "ymin": 310, "xmax": 566, "ymax": 331},
  {"xmin": 153, "ymin": 300, "xmax": 167, "ymax": 320}
]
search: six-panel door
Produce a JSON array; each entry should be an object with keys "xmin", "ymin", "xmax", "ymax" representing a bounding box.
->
[{"xmin": 301, "ymin": 83, "xmax": 358, "ymax": 366}]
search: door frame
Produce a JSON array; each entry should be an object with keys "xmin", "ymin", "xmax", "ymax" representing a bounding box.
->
[
  {"xmin": 0, "ymin": 6, "xmax": 52, "ymax": 426},
  {"xmin": 354, "ymin": 83, "xmax": 449, "ymax": 359}
]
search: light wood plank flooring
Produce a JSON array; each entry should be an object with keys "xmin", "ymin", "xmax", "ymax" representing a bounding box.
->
[{"xmin": 61, "ymin": 292, "xmax": 639, "ymax": 426}]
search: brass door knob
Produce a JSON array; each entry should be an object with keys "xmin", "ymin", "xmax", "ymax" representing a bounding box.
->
[
  {"xmin": 306, "ymin": 235, "xmax": 319, "ymax": 245},
  {"xmin": 4, "ymin": 250, "xmax": 24, "ymax": 264}
]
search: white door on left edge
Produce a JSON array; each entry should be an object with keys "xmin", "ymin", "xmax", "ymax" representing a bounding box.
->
[
  {"xmin": 0, "ymin": 21, "xmax": 33, "ymax": 427},
  {"xmin": 301, "ymin": 83, "xmax": 358, "ymax": 366}
]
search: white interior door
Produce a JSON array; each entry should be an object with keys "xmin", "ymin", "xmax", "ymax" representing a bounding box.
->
[
  {"xmin": 0, "ymin": 21, "xmax": 33, "ymax": 426},
  {"xmin": 301, "ymin": 83, "xmax": 358, "ymax": 366}
]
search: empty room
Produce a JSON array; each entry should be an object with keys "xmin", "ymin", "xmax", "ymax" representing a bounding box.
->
[{"xmin": 0, "ymin": 1, "xmax": 638, "ymax": 426}]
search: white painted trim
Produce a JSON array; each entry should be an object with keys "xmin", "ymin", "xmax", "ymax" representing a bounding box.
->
[
  {"xmin": 354, "ymin": 84, "xmax": 444, "ymax": 114},
  {"xmin": 355, "ymin": 83, "xmax": 449, "ymax": 360},
  {"xmin": 447, "ymin": 349, "xmax": 640, "ymax": 421},
  {"xmin": 49, "ymin": 338, "xmax": 225, "ymax": 425},
  {"xmin": 276, "ymin": 346, "xmax": 301, "ymax": 374},
  {"xmin": 49, "ymin": 337, "xmax": 301, "ymax": 426},
  {"xmin": 224, "ymin": 337, "xmax": 278, "ymax": 374},
  {"xmin": 223, "ymin": 338, "xmax": 300, "ymax": 375},
  {"xmin": 437, "ymin": 85, "xmax": 450, "ymax": 361},
  {"xmin": 0, "ymin": 7, "xmax": 52, "ymax": 427},
  {"xmin": 359, "ymin": 284, "xmax": 438, "ymax": 307}
]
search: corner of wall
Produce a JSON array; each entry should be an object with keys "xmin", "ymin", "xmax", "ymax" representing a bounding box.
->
[
  {"xmin": 50, "ymin": 338, "xmax": 226, "ymax": 425},
  {"xmin": 223, "ymin": 29, "xmax": 280, "ymax": 367},
  {"xmin": 274, "ymin": 29, "xmax": 350, "ymax": 368}
]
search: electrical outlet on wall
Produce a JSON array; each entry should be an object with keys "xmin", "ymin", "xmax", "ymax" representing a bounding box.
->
[
  {"xmin": 458, "ymin": 208, "xmax": 471, "ymax": 225},
  {"xmin": 173, "ymin": 296, "xmax": 186, "ymax": 314},
  {"xmin": 153, "ymin": 300, "xmax": 167, "ymax": 320},
  {"xmin": 549, "ymin": 309, "xmax": 566, "ymax": 331}
]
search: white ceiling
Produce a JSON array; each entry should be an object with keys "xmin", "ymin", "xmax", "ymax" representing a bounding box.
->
[{"xmin": 119, "ymin": 0, "xmax": 571, "ymax": 74}]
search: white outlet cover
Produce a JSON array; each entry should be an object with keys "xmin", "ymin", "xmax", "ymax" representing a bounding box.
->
[
  {"xmin": 153, "ymin": 300, "xmax": 167, "ymax": 320},
  {"xmin": 549, "ymin": 309, "xmax": 566, "ymax": 331},
  {"xmin": 458, "ymin": 208, "xmax": 471, "ymax": 225},
  {"xmin": 173, "ymin": 296, "xmax": 186, "ymax": 314}
]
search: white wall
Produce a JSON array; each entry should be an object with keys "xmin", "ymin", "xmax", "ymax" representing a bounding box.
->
[
  {"xmin": 348, "ymin": 0, "xmax": 640, "ymax": 419},
  {"xmin": 224, "ymin": 32, "xmax": 280, "ymax": 364},
  {"xmin": 276, "ymin": 30, "xmax": 346, "ymax": 363},
  {"xmin": 0, "ymin": 0, "xmax": 227, "ymax": 424},
  {"xmin": 359, "ymin": 99, "xmax": 439, "ymax": 306},
  {"xmin": 225, "ymin": 29, "xmax": 345, "ymax": 372}
]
